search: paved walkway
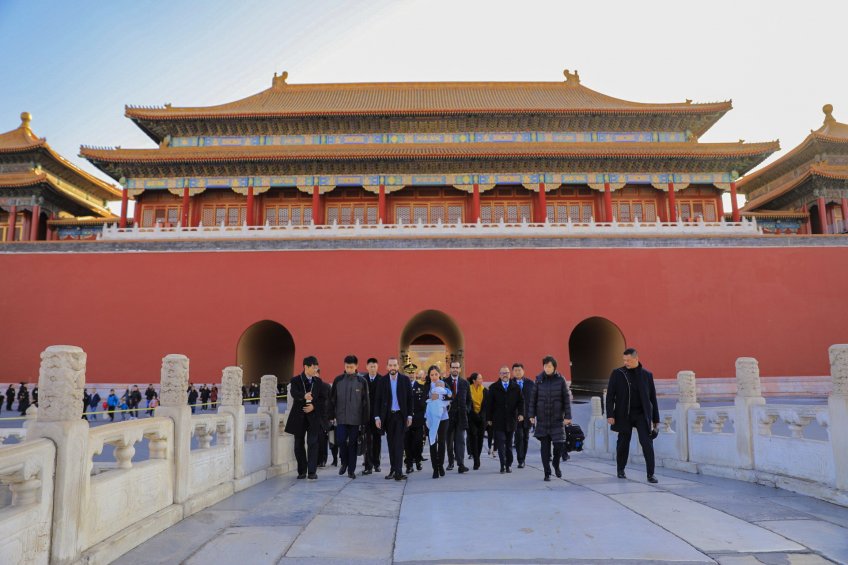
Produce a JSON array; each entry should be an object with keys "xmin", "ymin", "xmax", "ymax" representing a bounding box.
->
[{"xmin": 116, "ymin": 444, "xmax": 848, "ymax": 565}]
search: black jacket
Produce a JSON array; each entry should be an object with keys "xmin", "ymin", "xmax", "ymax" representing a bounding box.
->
[
  {"xmin": 284, "ymin": 373, "xmax": 327, "ymax": 434},
  {"xmin": 374, "ymin": 373, "xmax": 415, "ymax": 423},
  {"xmin": 365, "ymin": 373, "xmax": 384, "ymax": 424},
  {"xmin": 605, "ymin": 364, "xmax": 659, "ymax": 431},
  {"xmin": 444, "ymin": 374, "xmax": 471, "ymax": 430},
  {"xmin": 528, "ymin": 372, "xmax": 571, "ymax": 442},
  {"xmin": 410, "ymin": 379, "xmax": 429, "ymax": 426},
  {"xmin": 330, "ymin": 373, "xmax": 370, "ymax": 426},
  {"xmin": 512, "ymin": 378, "xmax": 536, "ymax": 429},
  {"xmin": 486, "ymin": 380, "xmax": 524, "ymax": 432}
]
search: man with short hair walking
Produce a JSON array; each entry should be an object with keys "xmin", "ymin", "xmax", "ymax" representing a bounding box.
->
[
  {"xmin": 374, "ymin": 357, "xmax": 414, "ymax": 481},
  {"xmin": 362, "ymin": 357, "xmax": 384, "ymax": 475},
  {"xmin": 511, "ymin": 363, "xmax": 534, "ymax": 468},
  {"xmin": 606, "ymin": 348, "xmax": 660, "ymax": 483},
  {"xmin": 487, "ymin": 366, "xmax": 524, "ymax": 473},
  {"xmin": 330, "ymin": 355, "xmax": 370, "ymax": 479},
  {"xmin": 444, "ymin": 361, "xmax": 471, "ymax": 473},
  {"xmin": 285, "ymin": 356, "xmax": 326, "ymax": 480}
]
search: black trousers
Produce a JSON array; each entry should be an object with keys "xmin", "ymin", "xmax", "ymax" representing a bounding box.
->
[
  {"xmin": 539, "ymin": 435, "xmax": 563, "ymax": 477},
  {"xmin": 616, "ymin": 412, "xmax": 656, "ymax": 477},
  {"xmin": 494, "ymin": 429, "xmax": 515, "ymax": 468},
  {"xmin": 514, "ymin": 423, "xmax": 530, "ymax": 464},
  {"xmin": 429, "ymin": 420, "xmax": 448, "ymax": 471},
  {"xmin": 317, "ymin": 427, "xmax": 328, "ymax": 465},
  {"xmin": 363, "ymin": 420, "xmax": 383, "ymax": 470},
  {"xmin": 385, "ymin": 412, "xmax": 406, "ymax": 475},
  {"xmin": 335, "ymin": 424, "xmax": 360, "ymax": 473},
  {"xmin": 446, "ymin": 417, "xmax": 466, "ymax": 467},
  {"xmin": 293, "ymin": 421, "xmax": 320, "ymax": 475},
  {"xmin": 404, "ymin": 424, "xmax": 425, "ymax": 466},
  {"xmin": 467, "ymin": 413, "xmax": 485, "ymax": 464}
]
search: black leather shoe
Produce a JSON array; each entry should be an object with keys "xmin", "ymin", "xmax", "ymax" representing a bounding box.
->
[
  {"xmin": 374, "ymin": 466, "xmax": 381, "ymax": 473},
  {"xmin": 473, "ymin": 462, "xmax": 480, "ymax": 470},
  {"xmin": 432, "ymin": 469, "xmax": 439, "ymax": 479},
  {"xmin": 416, "ymin": 462, "xmax": 423, "ymax": 471},
  {"xmin": 647, "ymin": 475, "xmax": 658, "ymax": 484},
  {"xmin": 406, "ymin": 466, "xmax": 414, "ymax": 474},
  {"xmin": 544, "ymin": 475, "xmax": 551, "ymax": 482},
  {"xmin": 517, "ymin": 462, "xmax": 524, "ymax": 469},
  {"xmin": 348, "ymin": 472, "xmax": 356, "ymax": 479},
  {"xmin": 297, "ymin": 473, "xmax": 307, "ymax": 479},
  {"xmin": 439, "ymin": 466, "xmax": 445, "ymax": 477},
  {"xmin": 395, "ymin": 473, "xmax": 407, "ymax": 481},
  {"xmin": 385, "ymin": 472, "xmax": 395, "ymax": 480},
  {"xmin": 500, "ymin": 466, "xmax": 505, "ymax": 474},
  {"xmin": 617, "ymin": 471, "xmax": 627, "ymax": 479},
  {"xmin": 307, "ymin": 473, "xmax": 318, "ymax": 480},
  {"xmin": 554, "ymin": 467, "xmax": 562, "ymax": 478},
  {"xmin": 338, "ymin": 465, "xmax": 347, "ymax": 475},
  {"xmin": 362, "ymin": 468, "xmax": 372, "ymax": 475},
  {"xmin": 506, "ymin": 467, "xmax": 512, "ymax": 473},
  {"xmin": 458, "ymin": 466, "xmax": 469, "ymax": 474},
  {"xmin": 446, "ymin": 463, "xmax": 454, "ymax": 471}
]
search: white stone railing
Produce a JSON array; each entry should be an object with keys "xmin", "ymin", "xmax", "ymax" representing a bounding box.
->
[
  {"xmin": 583, "ymin": 347, "xmax": 848, "ymax": 506},
  {"xmin": 0, "ymin": 438, "xmax": 54, "ymax": 565},
  {"xmin": 98, "ymin": 216, "xmax": 761, "ymax": 241},
  {"xmin": 0, "ymin": 346, "xmax": 298, "ymax": 565}
]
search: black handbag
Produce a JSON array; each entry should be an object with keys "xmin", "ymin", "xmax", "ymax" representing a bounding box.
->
[{"xmin": 565, "ymin": 424, "xmax": 585, "ymax": 452}]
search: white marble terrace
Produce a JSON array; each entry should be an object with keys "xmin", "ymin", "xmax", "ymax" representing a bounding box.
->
[{"xmin": 0, "ymin": 344, "xmax": 846, "ymax": 565}]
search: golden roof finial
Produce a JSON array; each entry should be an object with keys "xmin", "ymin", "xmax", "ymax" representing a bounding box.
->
[
  {"xmin": 20, "ymin": 111, "xmax": 32, "ymax": 129},
  {"xmin": 563, "ymin": 69, "xmax": 580, "ymax": 85},
  {"xmin": 272, "ymin": 70, "xmax": 289, "ymax": 89},
  {"xmin": 823, "ymin": 103, "xmax": 835, "ymax": 124}
]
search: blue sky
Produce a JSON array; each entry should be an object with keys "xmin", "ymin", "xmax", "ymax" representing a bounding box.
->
[{"xmin": 2, "ymin": 0, "xmax": 846, "ymax": 213}]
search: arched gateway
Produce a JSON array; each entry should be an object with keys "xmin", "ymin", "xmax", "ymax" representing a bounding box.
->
[
  {"xmin": 399, "ymin": 310, "xmax": 464, "ymax": 373},
  {"xmin": 568, "ymin": 317, "xmax": 626, "ymax": 394},
  {"xmin": 236, "ymin": 320, "xmax": 295, "ymax": 386}
]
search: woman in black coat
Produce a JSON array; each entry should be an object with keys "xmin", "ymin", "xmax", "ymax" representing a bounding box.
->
[{"xmin": 528, "ymin": 356, "xmax": 572, "ymax": 481}]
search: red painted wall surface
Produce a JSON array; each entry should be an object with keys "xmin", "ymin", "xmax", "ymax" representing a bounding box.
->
[{"xmin": 1, "ymin": 246, "xmax": 846, "ymax": 383}]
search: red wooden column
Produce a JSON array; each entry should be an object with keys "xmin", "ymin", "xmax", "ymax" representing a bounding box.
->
[
  {"xmin": 181, "ymin": 188, "xmax": 191, "ymax": 227},
  {"xmin": 603, "ymin": 182, "xmax": 613, "ymax": 222},
  {"xmin": 730, "ymin": 181, "xmax": 740, "ymax": 222},
  {"xmin": 312, "ymin": 185, "xmax": 322, "ymax": 225},
  {"xmin": 246, "ymin": 186, "xmax": 255, "ymax": 226},
  {"xmin": 841, "ymin": 198, "xmax": 848, "ymax": 233},
  {"xmin": 472, "ymin": 183, "xmax": 481, "ymax": 223},
  {"xmin": 378, "ymin": 184, "xmax": 386, "ymax": 223},
  {"xmin": 29, "ymin": 205, "xmax": 41, "ymax": 241},
  {"xmin": 817, "ymin": 197, "xmax": 828, "ymax": 234},
  {"xmin": 537, "ymin": 182, "xmax": 547, "ymax": 222},
  {"xmin": 47, "ymin": 212, "xmax": 56, "ymax": 240},
  {"xmin": 801, "ymin": 203, "xmax": 811, "ymax": 234},
  {"xmin": 119, "ymin": 188, "xmax": 129, "ymax": 228},
  {"xmin": 6, "ymin": 205, "xmax": 16, "ymax": 242},
  {"xmin": 667, "ymin": 182, "xmax": 677, "ymax": 222}
]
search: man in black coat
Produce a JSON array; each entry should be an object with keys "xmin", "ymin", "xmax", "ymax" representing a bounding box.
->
[
  {"xmin": 362, "ymin": 357, "xmax": 384, "ymax": 475},
  {"xmin": 444, "ymin": 360, "xmax": 472, "ymax": 473},
  {"xmin": 374, "ymin": 357, "xmax": 414, "ymax": 481},
  {"xmin": 284, "ymin": 356, "xmax": 326, "ymax": 480},
  {"xmin": 487, "ymin": 365, "xmax": 524, "ymax": 473},
  {"xmin": 606, "ymin": 348, "xmax": 660, "ymax": 483},
  {"xmin": 405, "ymin": 369, "xmax": 428, "ymax": 473},
  {"xmin": 510, "ymin": 362, "xmax": 535, "ymax": 468}
]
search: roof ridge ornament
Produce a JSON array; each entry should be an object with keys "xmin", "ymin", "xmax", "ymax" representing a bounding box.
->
[
  {"xmin": 563, "ymin": 69, "xmax": 580, "ymax": 85},
  {"xmin": 272, "ymin": 70, "xmax": 289, "ymax": 89},
  {"xmin": 823, "ymin": 103, "xmax": 835, "ymax": 125},
  {"xmin": 20, "ymin": 111, "xmax": 32, "ymax": 130}
]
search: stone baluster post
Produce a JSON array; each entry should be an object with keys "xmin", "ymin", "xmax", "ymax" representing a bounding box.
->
[
  {"xmin": 675, "ymin": 371, "xmax": 699, "ymax": 462},
  {"xmin": 27, "ymin": 345, "xmax": 89, "ymax": 564},
  {"xmin": 587, "ymin": 396, "xmax": 608, "ymax": 453},
  {"xmin": 155, "ymin": 354, "xmax": 191, "ymax": 503},
  {"xmin": 218, "ymin": 366, "xmax": 245, "ymax": 481},
  {"xmin": 258, "ymin": 375, "xmax": 281, "ymax": 467},
  {"xmin": 827, "ymin": 344, "xmax": 848, "ymax": 490},
  {"xmin": 734, "ymin": 357, "xmax": 765, "ymax": 469}
]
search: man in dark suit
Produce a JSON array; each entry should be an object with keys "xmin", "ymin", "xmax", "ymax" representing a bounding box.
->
[
  {"xmin": 405, "ymin": 368, "xmax": 428, "ymax": 473},
  {"xmin": 284, "ymin": 356, "xmax": 325, "ymax": 480},
  {"xmin": 487, "ymin": 365, "xmax": 524, "ymax": 473},
  {"xmin": 511, "ymin": 362, "xmax": 535, "ymax": 468},
  {"xmin": 374, "ymin": 357, "xmax": 414, "ymax": 481},
  {"xmin": 362, "ymin": 357, "xmax": 384, "ymax": 475},
  {"xmin": 444, "ymin": 361, "xmax": 472, "ymax": 473}
]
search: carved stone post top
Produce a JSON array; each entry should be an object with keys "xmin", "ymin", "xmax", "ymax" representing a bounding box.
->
[
  {"xmin": 260, "ymin": 375, "xmax": 278, "ymax": 409},
  {"xmin": 677, "ymin": 370, "xmax": 697, "ymax": 403},
  {"xmin": 590, "ymin": 396, "xmax": 603, "ymax": 417},
  {"xmin": 735, "ymin": 357, "xmax": 762, "ymax": 398},
  {"xmin": 160, "ymin": 354, "xmax": 189, "ymax": 407},
  {"xmin": 37, "ymin": 345, "xmax": 86, "ymax": 422},
  {"xmin": 829, "ymin": 344, "xmax": 848, "ymax": 396},
  {"xmin": 220, "ymin": 366, "xmax": 244, "ymax": 407}
]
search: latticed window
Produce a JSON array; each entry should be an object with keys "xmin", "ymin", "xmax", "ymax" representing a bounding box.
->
[
  {"xmin": 613, "ymin": 201, "xmax": 657, "ymax": 222},
  {"xmin": 547, "ymin": 201, "xmax": 594, "ymax": 222},
  {"xmin": 264, "ymin": 204, "xmax": 312, "ymax": 225},
  {"xmin": 394, "ymin": 203, "xmax": 464, "ymax": 224},
  {"xmin": 200, "ymin": 204, "xmax": 246, "ymax": 226},
  {"xmin": 323, "ymin": 203, "xmax": 378, "ymax": 225},
  {"xmin": 140, "ymin": 205, "xmax": 182, "ymax": 227},
  {"xmin": 676, "ymin": 200, "xmax": 716, "ymax": 222},
  {"xmin": 480, "ymin": 201, "xmax": 530, "ymax": 224}
]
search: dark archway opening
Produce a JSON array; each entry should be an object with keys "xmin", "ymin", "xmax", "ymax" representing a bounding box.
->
[
  {"xmin": 568, "ymin": 317, "xmax": 626, "ymax": 394},
  {"xmin": 399, "ymin": 310, "xmax": 464, "ymax": 375},
  {"xmin": 809, "ymin": 204, "xmax": 823, "ymax": 234},
  {"xmin": 237, "ymin": 320, "xmax": 295, "ymax": 386}
]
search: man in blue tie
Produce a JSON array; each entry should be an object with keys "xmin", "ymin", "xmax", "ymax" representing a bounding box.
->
[
  {"xmin": 511, "ymin": 362, "xmax": 535, "ymax": 469},
  {"xmin": 487, "ymin": 365, "xmax": 524, "ymax": 473},
  {"xmin": 375, "ymin": 357, "xmax": 414, "ymax": 481}
]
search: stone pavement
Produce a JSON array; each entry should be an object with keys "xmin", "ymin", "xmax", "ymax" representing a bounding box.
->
[{"xmin": 115, "ymin": 443, "xmax": 848, "ymax": 565}]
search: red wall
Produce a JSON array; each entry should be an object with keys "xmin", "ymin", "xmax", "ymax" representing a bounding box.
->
[{"xmin": 1, "ymin": 246, "xmax": 846, "ymax": 384}]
